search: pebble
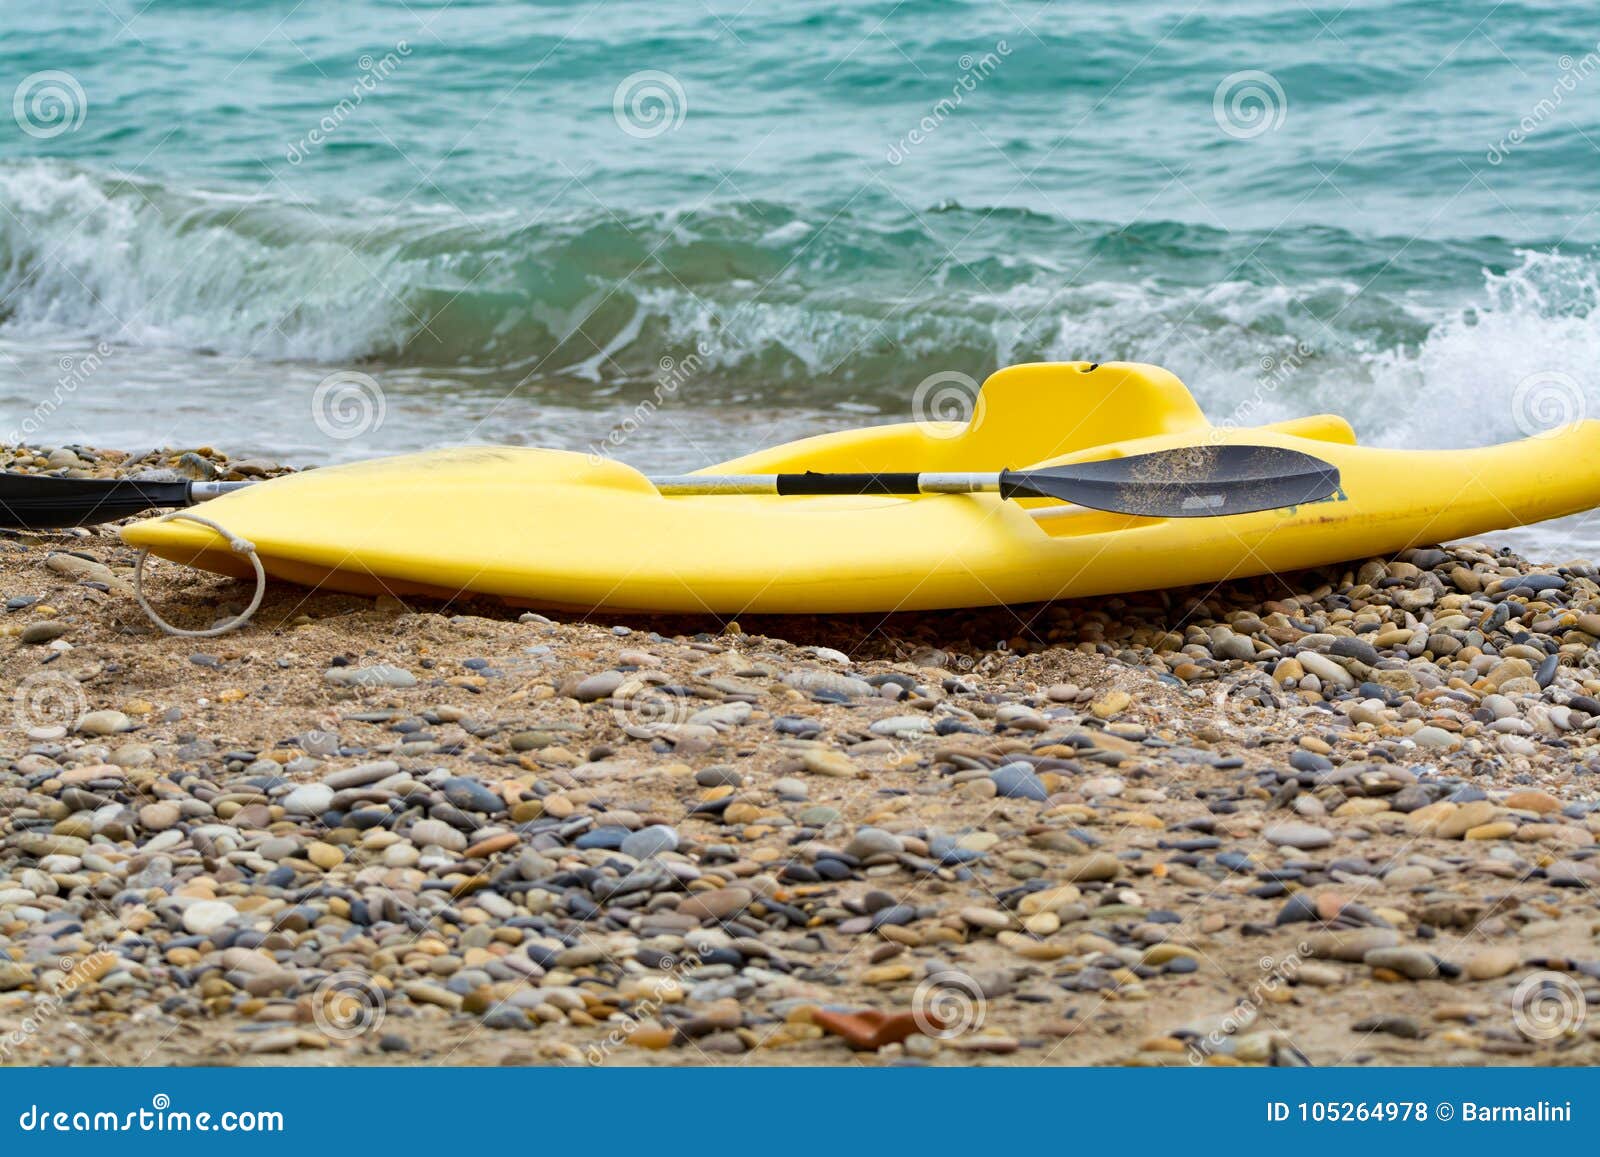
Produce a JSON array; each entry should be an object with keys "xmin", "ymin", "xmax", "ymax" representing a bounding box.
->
[
  {"xmin": 1306, "ymin": 929, "xmax": 1401, "ymax": 962},
  {"xmin": 325, "ymin": 664, "xmax": 417, "ymax": 688},
  {"xmin": 621, "ymin": 825, "xmax": 680, "ymax": 859},
  {"xmin": 990, "ymin": 763, "xmax": 1049, "ymax": 800},
  {"xmin": 1466, "ymin": 946, "xmax": 1521, "ymax": 980},
  {"xmin": 1435, "ymin": 800, "xmax": 1497, "ymax": 839},
  {"xmin": 1264, "ymin": 822, "xmax": 1333, "ymax": 850},
  {"xmin": 182, "ymin": 900, "xmax": 238, "ymax": 936},
  {"xmin": 76, "ymin": 710, "xmax": 132, "ymax": 736},
  {"xmin": 845, "ymin": 827, "xmax": 903, "ymax": 858},
  {"xmin": 443, "ymin": 777, "xmax": 503, "ymax": 814},
  {"xmin": 20, "ymin": 620, "xmax": 69, "ymax": 644},
  {"xmin": 281, "ymin": 783, "xmax": 335, "ymax": 815},
  {"xmin": 569, "ymin": 671, "xmax": 623, "ymax": 701},
  {"xmin": 802, "ymin": 748, "xmax": 859, "ymax": 778},
  {"xmin": 1297, "ymin": 651, "xmax": 1354, "ymax": 689},
  {"xmin": 138, "ymin": 802, "xmax": 181, "ymax": 831},
  {"xmin": 5, "ymin": 506, "xmax": 1597, "ymax": 1070},
  {"xmin": 306, "ymin": 841, "xmax": 345, "ymax": 870},
  {"xmin": 812, "ymin": 1008, "xmax": 932, "ymax": 1049},
  {"xmin": 324, "ymin": 761, "xmax": 398, "ymax": 789},
  {"xmin": 1059, "ymin": 852, "xmax": 1122, "ymax": 882},
  {"xmin": 1363, "ymin": 946, "xmax": 1439, "ymax": 980},
  {"xmin": 1353, "ymin": 1015, "xmax": 1420, "ymax": 1039},
  {"xmin": 678, "ymin": 887, "xmax": 752, "ymax": 921},
  {"xmin": 411, "ymin": 819, "xmax": 468, "ymax": 852},
  {"xmin": 1411, "ymin": 726, "xmax": 1458, "ymax": 750},
  {"xmin": 783, "ymin": 670, "xmax": 875, "ymax": 698}
]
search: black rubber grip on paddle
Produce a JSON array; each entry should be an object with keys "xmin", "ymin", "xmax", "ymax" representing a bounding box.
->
[
  {"xmin": 774, "ymin": 471, "xmax": 923, "ymax": 496},
  {"xmin": 0, "ymin": 476, "xmax": 195, "ymax": 529}
]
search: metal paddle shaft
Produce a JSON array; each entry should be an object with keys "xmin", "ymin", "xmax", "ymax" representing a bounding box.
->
[
  {"xmin": 651, "ymin": 445, "xmax": 1341, "ymax": 518},
  {"xmin": 0, "ymin": 475, "xmax": 249, "ymax": 529}
]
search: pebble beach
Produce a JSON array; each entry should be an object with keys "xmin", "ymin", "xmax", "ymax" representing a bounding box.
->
[{"xmin": 3, "ymin": 446, "xmax": 1600, "ymax": 1067}]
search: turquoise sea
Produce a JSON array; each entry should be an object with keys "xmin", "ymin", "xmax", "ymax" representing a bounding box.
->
[{"xmin": 2, "ymin": 1, "xmax": 1598, "ymax": 546}]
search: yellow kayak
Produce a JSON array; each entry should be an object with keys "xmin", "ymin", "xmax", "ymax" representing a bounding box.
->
[{"xmin": 120, "ymin": 362, "xmax": 1600, "ymax": 614}]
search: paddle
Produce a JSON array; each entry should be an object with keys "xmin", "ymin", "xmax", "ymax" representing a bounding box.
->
[
  {"xmin": 0, "ymin": 445, "xmax": 1339, "ymax": 530},
  {"xmin": 652, "ymin": 445, "xmax": 1340, "ymax": 517},
  {"xmin": 0, "ymin": 477, "xmax": 250, "ymax": 530}
]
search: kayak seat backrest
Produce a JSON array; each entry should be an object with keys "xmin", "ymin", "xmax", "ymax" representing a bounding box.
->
[
  {"xmin": 706, "ymin": 361, "xmax": 1214, "ymax": 474},
  {"xmin": 957, "ymin": 361, "xmax": 1210, "ymax": 467}
]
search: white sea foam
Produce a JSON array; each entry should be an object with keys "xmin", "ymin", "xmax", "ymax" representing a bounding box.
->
[
  {"xmin": 2, "ymin": 164, "xmax": 1595, "ymax": 474},
  {"xmin": 0, "ymin": 164, "xmax": 417, "ymax": 361}
]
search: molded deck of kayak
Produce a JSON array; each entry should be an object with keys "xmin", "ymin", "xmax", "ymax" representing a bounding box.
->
[{"xmin": 120, "ymin": 362, "xmax": 1600, "ymax": 614}]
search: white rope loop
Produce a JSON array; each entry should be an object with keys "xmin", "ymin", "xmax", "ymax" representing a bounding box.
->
[{"xmin": 132, "ymin": 511, "xmax": 265, "ymax": 637}]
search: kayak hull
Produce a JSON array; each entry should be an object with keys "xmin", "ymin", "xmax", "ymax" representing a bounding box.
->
[{"xmin": 121, "ymin": 363, "xmax": 1600, "ymax": 614}]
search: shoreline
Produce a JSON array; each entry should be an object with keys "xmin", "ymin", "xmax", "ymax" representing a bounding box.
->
[{"xmin": 2, "ymin": 446, "xmax": 1599, "ymax": 1066}]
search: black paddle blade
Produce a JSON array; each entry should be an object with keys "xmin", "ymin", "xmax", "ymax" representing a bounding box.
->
[
  {"xmin": 1000, "ymin": 445, "xmax": 1340, "ymax": 518},
  {"xmin": 0, "ymin": 474, "xmax": 194, "ymax": 529}
]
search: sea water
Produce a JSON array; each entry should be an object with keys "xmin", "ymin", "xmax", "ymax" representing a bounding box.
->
[{"xmin": 1, "ymin": 1, "xmax": 1597, "ymax": 552}]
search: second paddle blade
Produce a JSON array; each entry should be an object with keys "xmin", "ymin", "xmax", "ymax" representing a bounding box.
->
[
  {"xmin": 0, "ymin": 474, "xmax": 194, "ymax": 529},
  {"xmin": 1000, "ymin": 445, "xmax": 1340, "ymax": 518}
]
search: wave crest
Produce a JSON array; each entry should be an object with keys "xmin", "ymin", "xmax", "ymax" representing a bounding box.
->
[{"xmin": 1, "ymin": 163, "xmax": 1595, "ymax": 442}]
